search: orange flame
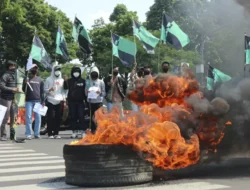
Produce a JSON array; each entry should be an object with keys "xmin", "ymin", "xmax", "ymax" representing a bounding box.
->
[{"xmin": 71, "ymin": 74, "xmax": 229, "ymax": 170}]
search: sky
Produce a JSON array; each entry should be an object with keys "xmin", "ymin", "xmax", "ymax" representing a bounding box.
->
[{"xmin": 45, "ymin": 0, "xmax": 155, "ymax": 29}]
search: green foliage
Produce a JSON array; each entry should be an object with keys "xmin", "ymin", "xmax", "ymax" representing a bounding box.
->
[{"xmin": 0, "ymin": 0, "xmax": 78, "ymax": 68}]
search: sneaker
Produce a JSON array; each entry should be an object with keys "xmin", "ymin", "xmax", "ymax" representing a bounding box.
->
[
  {"xmin": 26, "ymin": 136, "xmax": 32, "ymax": 140},
  {"xmin": 35, "ymin": 136, "xmax": 41, "ymax": 139},
  {"xmin": 78, "ymin": 132, "xmax": 86, "ymax": 139},
  {"xmin": 54, "ymin": 135, "xmax": 61, "ymax": 139},
  {"xmin": 0, "ymin": 137, "xmax": 7, "ymax": 141},
  {"xmin": 71, "ymin": 133, "xmax": 77, "ymax": 139},
  {"xmin": 49, "ymin": 136, "xmax": 54, "ymax": 139}
]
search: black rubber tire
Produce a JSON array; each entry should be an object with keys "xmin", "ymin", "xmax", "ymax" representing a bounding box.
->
[{"xmin": 63, "ymin": 144, "xmax": 153, "ymax": 187}]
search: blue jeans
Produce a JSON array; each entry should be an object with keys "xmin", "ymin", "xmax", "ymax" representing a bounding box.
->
[{"xmin": 25, "ymin": 101, "xmax": 41, "ymax": 137}]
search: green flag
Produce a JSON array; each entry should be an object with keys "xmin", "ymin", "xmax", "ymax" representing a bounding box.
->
[
  {"xmin": 207, "ymin": 65, "xmax": 231, "ymax": 90},
  {"xmin": 30, "ymin": 35, "xmax": 52, "ymax": 71},
  {"xmin": 160, "ymin": 13, "xmax": 190, "ymax": 50},
  {"xmin": 133, "ymin": 20, "xmax": 159, "ymax": 54},
  {"xmin": 245, "ymin": 35, "xmax": 250, "ymax": 64},
  {"xmin": 56, "ymin": 25, "xmax": 70, "ymax": 61},
  {"xmin": 72, "ymin": 17, "xmax": 92, "ymax": 54},
  {"xmin": 111, "ymin": 33, "xmax": 137, "ymax": 67}
]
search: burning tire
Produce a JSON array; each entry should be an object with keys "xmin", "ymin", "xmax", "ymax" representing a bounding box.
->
[{"xmin": 63, "ymin": 144, "xmax": 153, "ymax": 187}]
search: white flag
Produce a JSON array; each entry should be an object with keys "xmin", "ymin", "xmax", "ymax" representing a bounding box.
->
[
  {"xmin": 26, "ymin": 56, "xmax": 33, "ymax": 71},
  {"xmin": 196, "ymin": 64, "xmax": 204, "ymax": 74}
]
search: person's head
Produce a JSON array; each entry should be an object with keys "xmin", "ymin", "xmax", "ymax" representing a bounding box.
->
[
  {"xmin": 71, "ymin": 66, "xmax": 81, "ymax": 79},
  {"xmin": 6, "ymin": 60, "xmax": 17, "ymax": 71},
  {"xmin": 54, "ymin": 65, "xmax": 61, "ymax": 78},
  {"xmin": 113, "ymin": 66, "xmax": 119, "ymax": 77},
  {"xmin": 162, "ymin": 61, "xmax": 170, "ymax": 73},
  {"xmin": 143, "ymin": 66, "xmax": 151, "ymax": 76},
  {"xmin": 90, "ymin": 66, "xmax": 100, "ymax": 81},
  {"xmin": 137, "ymin": 67, "xmax": 144, "ymax": 78},
  {"xmin": 181, "ymin": 62, "xmax": 189, "ymax": 74},
  {"xmin": 30, "ymin": 65, "xmax": 38, "ymax": 76}
]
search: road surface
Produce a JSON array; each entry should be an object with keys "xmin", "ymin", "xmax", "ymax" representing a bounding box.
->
[{"xmin": 0, "ymin": 126, "xmax": 249, "ymax": 190}]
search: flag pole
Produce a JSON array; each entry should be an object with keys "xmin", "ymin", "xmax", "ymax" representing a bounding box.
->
[
  {"xmin": 244, "ymin": 32, "xmax": 246, "ymax": 78},
  {"xmin": 157, "ymin": 44, "xmax": 160, "ymax": 73},
  {"xmin": 132, "ymin": 19, "xmax": 137, "ymax": 66}
]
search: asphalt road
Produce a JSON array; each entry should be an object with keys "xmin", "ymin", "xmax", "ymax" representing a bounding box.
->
[{"xmin": 0, "ymin": 125, "xmax": 250, "ymax": 190}]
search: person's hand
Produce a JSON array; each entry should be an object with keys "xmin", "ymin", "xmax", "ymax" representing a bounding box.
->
[
  {"xmin": 42, "ymin": 103, "xmax": 45, "ymax": 107},
  {"xmin": 96, "ymin": 91, "xmax": 101, "ymax": 94},
  {"xmin": 49, "ymin": 87, "xmax": 55, "ymax": 92},
  {"xmin": 13, "ymin": 88, "xmax": 19, "ymax": 93}
]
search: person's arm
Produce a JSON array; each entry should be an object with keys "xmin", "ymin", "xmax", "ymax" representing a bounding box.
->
[
  {"xmin": 122, "ymin": 78, "xmax": 127, "ymax": 95},
  {"xmin": 22, "ymin": 78, "xmax": 27, "ymax": 93},
  {"xmin": 63, "ymin": 79, "xmax": 69, "ymax": 90},
  {"xmin": 40, "ymin": 80, "xmax": 45, "ymax": 104},
  {"xmin": 44, "ymin": 78, "xmax": 50, "ymax": 94},
  {"xmin": 0, "ymin": 73, "xmax": 15, "ymax": 92},
  {"xmin": 100, "ymin": 81, "xmax": 106, "ymax": 98}
]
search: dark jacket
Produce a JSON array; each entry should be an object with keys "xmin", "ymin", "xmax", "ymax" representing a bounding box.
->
[
  {"xmin": 22, "ymin": 76, "xmax": 45, "ymax": 104},
  {"xmin": 0, "ymin": 70, "xmax": 17, "ymax": 100},
  {"xmin": 64, "ymin": 67, "xmax": 86, "ymax": 103},
  {"xmin": 104, "ymin": 75, "xmax": 127, "ymax": 102}
]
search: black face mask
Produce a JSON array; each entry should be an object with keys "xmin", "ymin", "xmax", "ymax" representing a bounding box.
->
[
  {"xmin": 113, "ymin": 71, "xmax": 119, "ymax": 76},
  {"xmin": 9, "ymin": 68, "xmax": 16, "ymax": 71},
  {"xmin": 31, "ymin": 70, "xmax": 37, "ymax": 75},
  {"xmin": 163, "ymin": 68, "xmax": 169, "ymax": 73},
  {"xmin": 91, "ymin": 73, "xmax": 98, "ymax": 80},
  {"xmin": 144, "ymin": 70, "xmax": 150, "ymax": 76},
  {"xmin": 137, "ymin": 71, "xmax": 143, "ymax": 77}
]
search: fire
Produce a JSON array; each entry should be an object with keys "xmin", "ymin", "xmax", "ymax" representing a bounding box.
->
[{"xmin": 71, "ymin": 73, "xmax": 230, "ymax": 170}]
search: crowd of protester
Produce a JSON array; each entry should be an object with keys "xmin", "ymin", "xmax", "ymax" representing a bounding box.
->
[{"xmin": 0, "ymin": 60, "xmax": 191, "ymax": 141}]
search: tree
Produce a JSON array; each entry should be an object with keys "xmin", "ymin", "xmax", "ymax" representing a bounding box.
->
[
  {"xmin": 109, "ymin": 4, "xmax": 127, "ymax": 22},
  {"xmin": 92, "ymin": 17, "xmax": 105, "ymax": 29},
  {"xmin": 0, "ymin": 0, "xmax": 78, "ymax": 69}
]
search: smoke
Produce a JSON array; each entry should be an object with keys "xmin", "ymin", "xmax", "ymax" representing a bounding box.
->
[{"xmin": 215, "ymin": 77, "xmax": 250, "ymax": 155}]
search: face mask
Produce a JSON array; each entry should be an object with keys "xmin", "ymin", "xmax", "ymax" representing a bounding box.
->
[
  {"xmin": 137, "ymin": 71, "xmax": 143, "ymax": 77},
  {"xmin": 9, "ymin": 68, "xmax": 16, "ymax": 71},
  {"xmin": 91, "ymin": 73, "xmax": 98, "ymax": 80},
  {"xmin": 144, "ymin": 70, "xmax": 150, "ymax": 76},
  {"xmin": 162, "ymin": 68, "xmax": 169, "ymax": 73},
  {"xmin": 31, "ymin": 70, "xmax": 37, "ymax": 75},
  {"xmin": 54, "ymin": 71, "xmax": 61, "ymax": 77},
  {"xmin": 73, "ymin": 72, "xmax": 80, "ymax": 78},
  {"xmin": 113, "ymin": 71, "xmax": 119, "ymax": 76}
]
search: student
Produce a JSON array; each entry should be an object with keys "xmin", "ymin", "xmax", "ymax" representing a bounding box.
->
[
  {"xmin": 22, "ymin": 65, "xmax": 44, "ymax": 140},
  {"xmin": 64, "ymin": 66, "xmax": 86, "ymax": 138},
  {"xmin": 86, "ymin": 66, "xmax": 105, "ymax": 133},
  {"xmin": 44, "ymin": 65, "xmax": 65, "ymax": 139},
  {"xmin": 104, "ymin": 66, "xmax": 127, "ymax": 118},
  {"xmin": 0, "ymin": 61, "xmax": 19, "ymax": 141}
]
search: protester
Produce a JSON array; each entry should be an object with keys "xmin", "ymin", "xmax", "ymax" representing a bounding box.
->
[
  {"xmin": 143, "ymin": 66, "xmax": 152, "ymax": 77},
  {"xmin": 129, "ymin": 63, "xmax": 144, "ymax": 111},
  {"xmin": 22, "ymin": 65, "xmax": 44, "ymax": 140},
  {"xmin": 86, "ymin": 66, "xmax": 105, "ymax": 133},
  {"xmin": 0, "ymin": 61, "xmax": 19, "ymax": 141},
  {"xmin": 64, "ymin": 66, "xmax": 86, "ymax": 138},
  {"xmin": 162, "ymin": 61, "xmax": 170, "ymax": 74},
  {"xmin": 44, "ymin": 65, "xmax": 65, "ymax": 139},
  {"xmin": 104, "ymin": 66, "xmax": 127, "ymax": 118}
]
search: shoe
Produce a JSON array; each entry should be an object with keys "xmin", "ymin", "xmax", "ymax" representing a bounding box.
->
[
  {"xmin": 54, "ymin": 135, "xmax": 61, "ymax": 139},
  {"xmin": 71, "ymin": 132, "xmax": 77, "ymax": 139},
  {"xmin": 35, "ymin": 136, "xmax": 41, "ymax": 139},
  {"xmin": 26, "ymin": 136, "xmax": 32, "ymax": 140},
  {"xmin": 0, "ymin": 137, "xmax": 7, "ymax": 141},
  {"xmin": 49, "ymin": 136, "xmax": 54, "ymax": 139},
  {"xmin": 79, "ymin": 132, "xmax": 86, "ymax": 139}
]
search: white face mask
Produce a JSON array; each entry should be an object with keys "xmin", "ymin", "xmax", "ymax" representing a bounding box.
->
[
  {"xmin": 54, "ymin": 71, "xmax": 61, "ymax": 77},
  {"xmin": 73, "ymin": 72, "xmax": 80, "ymax": 78}
]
